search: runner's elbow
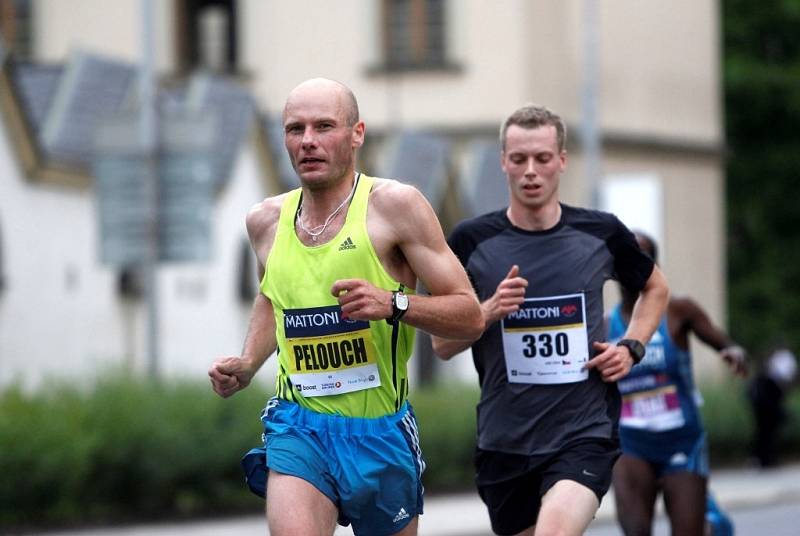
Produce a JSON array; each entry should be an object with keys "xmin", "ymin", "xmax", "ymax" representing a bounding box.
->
[{"xmin": 431, "ymin": 337, "xmax": 461, "ymax": 361}]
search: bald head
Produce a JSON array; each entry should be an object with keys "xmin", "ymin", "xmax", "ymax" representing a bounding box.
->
[{"xmin": 284, "ymin": 78, "xmax": 360, "ymax": 127}]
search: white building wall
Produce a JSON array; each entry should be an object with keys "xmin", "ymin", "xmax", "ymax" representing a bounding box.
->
[
  {"xmin": 0, "ymin": 110, "xmax": 276, "ymax": 389},
  {"xmin": 0, "ymin": 118, "xmax": 128, "ymax": 388}
]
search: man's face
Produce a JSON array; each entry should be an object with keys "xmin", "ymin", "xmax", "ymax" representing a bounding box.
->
[
  {"xmin": 501, "ymin": 124, "xmax": 566, "ymax": 211},
  {"xmin": 283, "ymin": 86, "xmax": 364, "ymax": 189}
]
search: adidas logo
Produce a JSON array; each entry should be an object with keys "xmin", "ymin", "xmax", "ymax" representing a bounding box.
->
[
  {"xmin": 338, "ymin": 236, "xmax": 356, "ymax": 250},
  {"xmin": 393, "ymin": 507, "xmax": 410, "ymax": 523},
  {"xmin": 669, "ymin": 452, "xmax": 688, "ymax": 466}
]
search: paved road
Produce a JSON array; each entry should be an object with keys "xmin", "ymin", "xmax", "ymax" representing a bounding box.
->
[
  {"xmin": 29, "ymin": 463, "xmax": 800, "ymax": 536},
  {"xmin": 585, "ymin": 501, "xmax": 800, "ymax": 536}
]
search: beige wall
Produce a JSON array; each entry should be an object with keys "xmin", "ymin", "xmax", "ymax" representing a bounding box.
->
[
  {"xmin": 240, "ymin": 0, "xmax": 530, "ymax": 127},
  {"xmin": 600, "ymin": 0, "xmax": 722, "ymax": 143},
  {"xmin": 33, "ymin": 0, "xmax": 175, "ymax": 70},
  {"xmin": 29, "ymin": 0, "xmax": 722, "ymax": 144}
]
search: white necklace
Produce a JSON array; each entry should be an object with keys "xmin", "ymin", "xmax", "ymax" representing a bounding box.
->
[{"xmin": 296, "ymin": 175, "xmax": 359, "ymax": 242}]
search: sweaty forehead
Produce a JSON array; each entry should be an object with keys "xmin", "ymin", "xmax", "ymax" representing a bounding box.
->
[{"xmin": 283, "ymin": 86, "xmax": 347, "ymax": 124}]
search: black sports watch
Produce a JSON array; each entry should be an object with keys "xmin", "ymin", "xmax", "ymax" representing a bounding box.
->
[
  {"xmin": 617, "ymin": 338, "xmax": 646, "ymax": 364},
  {"xmin": 387, "ymin": 286, "xmax": 409, "ymax": 324}
]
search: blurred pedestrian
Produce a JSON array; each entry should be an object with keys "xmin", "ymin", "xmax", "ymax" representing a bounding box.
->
[
  {"xmin": 748, "ymin": 343, "xmax": 797, "ymax": 468},
  {"xmin": 432, "ymin": 104, "xmax": 669, "ymax": 536},
  {"xmin": 207, "ymin": 78, "xmax": 482, "ymax": 536},
  {"xmin": 608, "ymin": 231, "xmax": 747, "ymax": 536}
]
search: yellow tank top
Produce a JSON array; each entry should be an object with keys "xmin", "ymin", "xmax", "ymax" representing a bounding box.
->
[{"xmin": 261, "ymin": 174, "xmax": 415, "ymax": 418}]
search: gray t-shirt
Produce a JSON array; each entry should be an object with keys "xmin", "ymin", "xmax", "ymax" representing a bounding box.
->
[{"xmin": 448, "ymin": 204, "xmax": 654, "ymax": 456}]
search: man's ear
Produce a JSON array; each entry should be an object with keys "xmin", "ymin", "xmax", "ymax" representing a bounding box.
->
[{"xmin": 352, "ymin": 120, "xmax": 366, "ymax": 149}]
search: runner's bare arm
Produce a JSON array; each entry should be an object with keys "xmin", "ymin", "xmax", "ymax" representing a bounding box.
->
[
  {"xmin": 625, "ymin": 265, "xmax": 670, "ymax": 345},
  {"xmin": 208, "ymin": 198, "xmax": 283, "ymax": 397},
  {"xmin": 431, "ymin": 265, "xmax": 529, "ymax": 360},
  {"xmin": 587, "ymin": 265, "xmax": 669, "ymax": 382},
  {"xmin": 334, "ymin": 180, "xmax": 482, "ymax": 340},
  {"xmin": 386, "ymin": 183, "xmax": 483, "ymax": 339},
  {"xmin": 672, "ymin": 296, "xmax": 747, "ymax": 376}
]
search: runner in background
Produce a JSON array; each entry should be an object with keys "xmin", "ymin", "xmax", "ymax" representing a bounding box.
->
[{"xmin": 608, "ymin": 230, "xmax": 747, "ymax": 536}]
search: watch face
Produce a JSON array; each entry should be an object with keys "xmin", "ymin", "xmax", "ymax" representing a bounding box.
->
[
  {"xmin": 622, "ymin": 339, "xmax": 645, "ymax": 359},
  {"xmin": 395, "ymin": 292, "xmax": 409, "ymax": 310}
]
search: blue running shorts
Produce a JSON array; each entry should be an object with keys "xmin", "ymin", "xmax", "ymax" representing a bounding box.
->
[
  {"xmin": 622, "ymin": 428, "xmax": 709, "ymax": 478},
  {"xmin": 241, "ymin": 397, "xmax": 425, "ymax": 536}
]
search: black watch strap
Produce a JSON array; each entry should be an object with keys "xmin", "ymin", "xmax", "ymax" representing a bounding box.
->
[
  {"xmin": 386, "ymin": 284, "xmax": 409, "ymax": 324},
  {"xmin": 617, "ymin": 338, "xmax": 646, "ymax": 364}
]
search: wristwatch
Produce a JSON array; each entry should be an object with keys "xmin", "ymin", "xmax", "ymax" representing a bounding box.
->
[
  {"xmin": 387, "ymin": 288, "xmax": 409, "ymax": 324},
  {"xmin": 617, "ymin": 338, "xmax": 646, "ymax": 364}
]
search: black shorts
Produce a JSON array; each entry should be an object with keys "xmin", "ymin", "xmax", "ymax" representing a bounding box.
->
[{"xmin": 475, "ymin": 438, "xmax": 620, "ymax": 536}]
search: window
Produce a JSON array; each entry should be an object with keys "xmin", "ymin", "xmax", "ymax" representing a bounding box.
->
[
  {"xmin": 382, "ymin": 0, "xmax": 447, "ymax": 70},
  {"xmin": 117, "ymin": 267, "xmax": 143, "ymax": 299},
  {"xmin": 175, "ymin": 0, "xmax": 238, "ymax": 74},
  {"xmin": 0, "ymin": 0, "xmax": 33, "ymax": 61},
  {"xmin": 237, "ymin": 238, "xmax": 256, "ymax": 303}
]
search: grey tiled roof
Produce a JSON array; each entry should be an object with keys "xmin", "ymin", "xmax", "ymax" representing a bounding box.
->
[
  {"xmin": 459, "ymin": 139, "xmax": 508, "ymax": 217},
  {"xmin": 40, "ymin": 51, "xmax": 138, "ymax": 166},
  {"xmin": 6, "ymin": 51, "xmax": 258, "ymax": 189},
  {"xmin": 12, "ymin": 64, "xmax": 64, "ymax": 136},
  {"xmin": 185, "ymin": 73, "xmax": 256, "ymax": 189},
  {"xmin": 5, "ymin": 49, "xmax": 505, "ymax": 217},
  {"xmin": 380, "ymin": 130, "xmax": 451, "ymax": 208}
]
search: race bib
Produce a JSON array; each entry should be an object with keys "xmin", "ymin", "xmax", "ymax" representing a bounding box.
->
[
  {"xmin": 620, "ymin": 383, "xmax": 685, "ymax": 431},
  {"xmin": 618, "ymin": 372, "xmax": 686, "ymax": 431},
  {"xmin": 284, "ymin": 305, "xmax": 381, "ymax": 397},
  {"xmin": 501, "ymin": 293, "xmax": 589, "ymax": 384}
]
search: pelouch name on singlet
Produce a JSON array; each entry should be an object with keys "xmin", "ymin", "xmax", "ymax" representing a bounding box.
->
[
  {"xmin": 293, "ymin": 336, "xmax": 369, "ymax": 372},
  {"xmin": 285, "ymin": 306, "xmax": 371, "ymax": 372}
]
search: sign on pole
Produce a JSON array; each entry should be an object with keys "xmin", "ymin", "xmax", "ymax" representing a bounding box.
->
[
  {"xmin": 93, "ymin": 113, "xmax": 150, "ymax": 266},
  {"xmin": 93, "ymin": 111, "xmax": 217, "ymax": 265},
  {"xmin": 158, "ymin": 113, "xmax": 216, "ymax": 263}
]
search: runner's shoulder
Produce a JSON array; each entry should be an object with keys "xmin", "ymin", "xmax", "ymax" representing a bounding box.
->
[
  {"xmin": 369, "ymin": 177, "xmax": 424, "ymax": 207},
  {"xmin": 246, "ymin": 193, "xmax": 290, "ymax": 241},
  {"xmin": 561, "ymin": 203, "xmax": 621, "ymax": 228}
]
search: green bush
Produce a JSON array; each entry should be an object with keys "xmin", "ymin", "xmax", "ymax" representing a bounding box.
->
[
  {"xmin": 700, "ymin": 381, "xmax": 800, "ymax": 466},
  {"xmin": 0, "ymin": 373, "xmax": 271, "ymax": 527},
  {"xmin": 698, "ymin": 381, "xmax": 755, "ymax": 465},
  {"xmin": 410, "ymin": 383, "xmax": 480, "ymax": 492},
  {"xmin": 2, "ymin": 373, "xmax": 797, "ymax": 529}
]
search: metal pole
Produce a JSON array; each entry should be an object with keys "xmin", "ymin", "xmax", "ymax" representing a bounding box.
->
[
  {"xmin": 581, "ymin": 0, "xmax": 602, "ymax": 209},
  {"xmin": 140, "ymin": 0, "xmax": 160, "ymax": 379}
]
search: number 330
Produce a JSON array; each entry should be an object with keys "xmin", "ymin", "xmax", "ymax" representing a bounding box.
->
[{"xmin": 522, "ymin": 333, "xmax": 569, "ymax": 357}]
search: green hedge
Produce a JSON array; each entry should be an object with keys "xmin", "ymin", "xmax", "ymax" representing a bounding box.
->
[
  {"xmin": 0, "ymin": 374, "xmax": 270, "ymax": 528},
  {"xmin": 1, "ymin": 374, "xmax": 798, "ymax": 529},
  {"xmin": 410, "ymin": 383, "xmax": 480, "ymax": 492},
  {"xmin": 700, "ymin": 380, "xmax": 800, "ymax": 466}
]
